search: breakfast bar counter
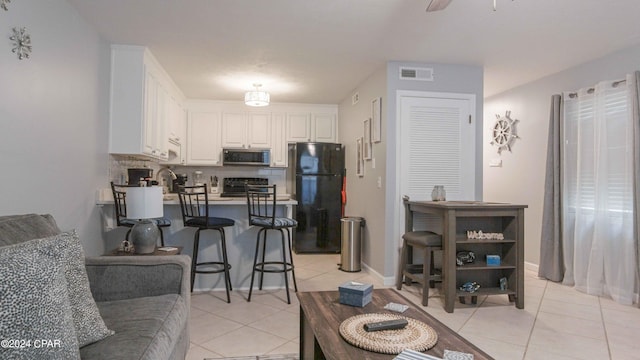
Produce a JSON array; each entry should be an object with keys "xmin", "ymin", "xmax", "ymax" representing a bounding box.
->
[{"xmin": 97, "ymin": 191, "xmax": 298, "ymax": 293}]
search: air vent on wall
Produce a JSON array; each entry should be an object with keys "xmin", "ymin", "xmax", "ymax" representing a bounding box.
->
[{"xmin": 399, "ymin": 67, "xmax": 434, "ymax": 81}]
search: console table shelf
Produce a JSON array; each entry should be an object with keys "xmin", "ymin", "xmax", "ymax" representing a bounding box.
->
[{"xmin": 406, "ymin": 201, "xmax": 527, "ymax": 313}]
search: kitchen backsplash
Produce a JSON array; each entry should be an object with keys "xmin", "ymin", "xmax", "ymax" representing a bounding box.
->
[{"xmin": 109, "ymin": 155, "xmax": 289, "ymax": 194}]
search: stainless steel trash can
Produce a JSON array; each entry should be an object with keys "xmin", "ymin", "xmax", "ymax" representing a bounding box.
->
[{"xmin": 340, "ymin": 217, "xmax": 365, "ymax": 272}]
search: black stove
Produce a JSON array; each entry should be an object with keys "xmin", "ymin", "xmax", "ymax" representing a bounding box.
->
[{"xmin": 220, "ymin": 177, "xmax": 268, "ymax": 197}]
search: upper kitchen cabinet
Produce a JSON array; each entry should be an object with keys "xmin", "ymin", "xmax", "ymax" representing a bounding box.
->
[
  {"xmin": 187, "ymin": 111, "xmax": 222, "ymax": 166},
  {"xmin": 160, "ymin": 93, "xmax": 187, "ymax": 165},
  {"xmin": 313, "ymin": 113, "xmax": 337, "ymax": 143},
  {"xmin": 109, "ymin": 45, "xmax": 185, "ymax": 161},
  {"xmin": 221, "ymin": 111, "xmax": 271, "ymax": 149},
  {"xmin": 270, "ymin": 113, "xmax": 288, "ymax": 167},
  {"xmin": 286, "ymin": 111, "xmax": 337, "ymax": 143}
]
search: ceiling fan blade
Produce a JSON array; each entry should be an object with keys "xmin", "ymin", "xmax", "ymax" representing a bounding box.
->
[{"xmin": 426, "ymin": 0, "xmax": 453, "ymax": 12}]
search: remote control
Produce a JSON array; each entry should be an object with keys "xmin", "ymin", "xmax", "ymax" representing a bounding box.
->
[{"xmin": 363, "ymin": 318, "xmax": 408, "ymax": 332}]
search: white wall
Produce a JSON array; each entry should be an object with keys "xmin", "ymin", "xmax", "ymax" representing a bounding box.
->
[
  {"xmin": 339, "ymin": 65, "xmax": 387, "ymax": 275},
  {"xmin": 0, "ymin": 0, "xmax": 110, "ymax": 255},
  {"xmin": 484, "ymin": 43, "xmax": 640, "ymax": 267}
]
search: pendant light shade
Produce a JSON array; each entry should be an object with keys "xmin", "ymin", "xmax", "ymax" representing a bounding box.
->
[{"xmin": 245, "ymin": 83, "xmax": 270, "ymax": 107}]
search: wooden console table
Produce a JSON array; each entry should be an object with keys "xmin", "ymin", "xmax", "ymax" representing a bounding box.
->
[
  {"xmin": 298, "ymin": 288, "xmax": 493, "ymax": 359},
  {"xmin": 406, "ymin": 201, "xmax": 527, "ymax": 313}
]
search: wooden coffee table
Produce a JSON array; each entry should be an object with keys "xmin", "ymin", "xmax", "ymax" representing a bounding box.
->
[{"xmin": 298, "ymin": 288, "xmax": 494, "ymax": 360}]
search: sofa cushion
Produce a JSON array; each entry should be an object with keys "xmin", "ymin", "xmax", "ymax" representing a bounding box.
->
[
  {"xmin": 0, "ymin": 213, "xmax": 61, "ymax": 246},
  {"xmin": 80, "ymin": 294, "xmax": 189, "ymax": 360},
  {"xmin": 33, "ymin": 231, "xmax": 115, "ymax": 347},
  {"xmin": 0, "ymin": 237, "xmax": 80, "ymax": 359}
]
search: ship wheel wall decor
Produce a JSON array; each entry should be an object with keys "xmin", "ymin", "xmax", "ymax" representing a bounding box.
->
[{"xmin": 490, "ymin": 111, "xmax": 519, "ymax": 154}]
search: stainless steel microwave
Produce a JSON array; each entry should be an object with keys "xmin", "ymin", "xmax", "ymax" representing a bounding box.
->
[{"xmin": 222, "ymin": 148, "xmax": 270, "ymax": 166}]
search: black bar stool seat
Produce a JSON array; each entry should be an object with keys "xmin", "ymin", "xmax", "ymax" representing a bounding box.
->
[
  {"xmin": 396, "ymin": 196, "xmax": 443, "ymax": 306},
  {"xmin": 245, "ymin": 184, "xmax": 298, "ymax": 304},
  {"xmin": 178, "ymin": 184, "xmax": 235, "ymax": 303}
]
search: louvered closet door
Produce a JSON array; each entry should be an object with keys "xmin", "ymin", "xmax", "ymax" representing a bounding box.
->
[{"xmin": 399, "ymin": 94, "xmax": 475, "ymax": 202}]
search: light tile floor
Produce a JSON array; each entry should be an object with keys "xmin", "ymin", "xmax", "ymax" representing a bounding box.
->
[{"xmin": 186, "ymin": 253, "xmax": 640, "ymax": 360}]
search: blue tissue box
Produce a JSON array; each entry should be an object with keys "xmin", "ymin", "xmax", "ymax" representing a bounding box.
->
[
  {"xmin": 339, "ymin": 281, "xmax": 373, "ymax": 307},
  {"xmin": 486, "ymin": 255, "xmax": 501, "ymax": 266}
]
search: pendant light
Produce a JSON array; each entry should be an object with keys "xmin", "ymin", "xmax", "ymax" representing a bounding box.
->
[{"xmin": 244, "ymin": 83, "xmax": 270, "ymax": 107}]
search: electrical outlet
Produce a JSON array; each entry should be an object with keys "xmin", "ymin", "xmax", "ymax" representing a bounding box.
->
[
  {"xmin": 489, "ymin": 159, "xmax": 502, "ymax": 167},
  {"xmin": 377, "ymin": 176, "xmax": 382, "ymax": 188}
]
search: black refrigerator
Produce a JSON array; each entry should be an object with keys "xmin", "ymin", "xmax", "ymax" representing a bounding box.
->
[{"xmin": 292, "ymin": 142, "xmax": 345, "ymax": 253}]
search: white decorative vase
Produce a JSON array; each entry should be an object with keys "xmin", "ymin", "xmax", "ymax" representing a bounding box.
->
[{"xmin": 431, "ymin": 186, "xmax": 446, "ymax": 201}]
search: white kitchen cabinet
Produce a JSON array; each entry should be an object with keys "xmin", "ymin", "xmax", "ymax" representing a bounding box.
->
[
  {"xmin": 167, "ymin": 94, "xmax": 185, "ymax": 144},
  {"xmin": 221, "ymin": 112, "xmax": 247, "ymax": 148},
  {"xmin": 160, "ymin": 94, "xmax": 186, "ymax": 165},
  {"xmin": 313, "ymin": 113, "xmax": 337, "ymax": 143},
  {"xmin": 187, "ymin": 111, "xmax": 222, "ymax": 166},
  {"xmin": 286, "ymin": 112, "xmax": 337, "ymax": 143},
  {"xmin": 270, "ymin": 113, "xmax": 288, "ymax": 167},
  {"xmin": 286, "ymin": 113, "xmax": 312, "ymax": 142},
  {"xmin": 247, "ymin": 112, "xmax": 271, "ymax": 148},
  {"xmin": 221, "ymin": 111, "xmax": 271, "ymax": 149},
  {"xmin": 109, "ymin": 45, "xmax": 183, "ymax": 161}
]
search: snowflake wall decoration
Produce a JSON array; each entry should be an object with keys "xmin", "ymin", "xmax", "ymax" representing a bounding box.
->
[
  {"xmin": 1, "ymin": 0, "xmax": 11, "ymax": 11},
  {"xmin": 10, "ymin": 27, "xmax": 31, "ymax": 60}
]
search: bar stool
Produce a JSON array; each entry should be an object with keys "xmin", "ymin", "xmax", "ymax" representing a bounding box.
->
[
  {"xmin": 110, "ymin": 182, "xmax": 171, "ymax": 246},
  {"xmin": 396, "ymin": 195, "xmax": 443, "ymax": 306},
  {"xmin": 177, "ymin": 184, "xmax": 234, "ymax": 303},
  {"xmin": 245, "ymin": 184, "xmax": 298, "ymax": 304}
]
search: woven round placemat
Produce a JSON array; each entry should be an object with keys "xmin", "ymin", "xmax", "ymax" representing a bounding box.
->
[{"xmin": 338, "ymin": 313, "xmax": 438, "ymax": 354}]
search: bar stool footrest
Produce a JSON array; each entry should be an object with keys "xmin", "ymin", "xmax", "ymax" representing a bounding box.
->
[
  {"xmin": 195, "ymin": 261, "xmax": 231, "ymax": 274},
  {"xmin": 254, "ymin": 261, "xmax": 294, "ymax": 273}
]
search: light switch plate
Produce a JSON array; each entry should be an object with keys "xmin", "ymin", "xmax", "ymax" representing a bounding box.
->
[{"xmin": 489, "ymin": 159, "xmax": 502, "ymax": 167}]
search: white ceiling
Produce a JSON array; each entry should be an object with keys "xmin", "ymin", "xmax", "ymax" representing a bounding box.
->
[{"xmin": 67, "ymin": 0, "xmax": 640, "ymax": 104}]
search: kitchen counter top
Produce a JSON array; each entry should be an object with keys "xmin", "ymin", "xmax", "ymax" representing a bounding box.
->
[{"xmin": 96, "ymin": 189, "xmax": 297, "ymax": 206}]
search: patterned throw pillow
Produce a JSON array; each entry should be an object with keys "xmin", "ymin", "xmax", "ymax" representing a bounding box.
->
[
  {"xmin": 0, "ymin": 238, "xmax": 80, "ymax": 359},
  {"xmin": 31, "ymin": 231, "xmax": 114, "ymax": 347},
  {"xmin": 0, "ymin": 213, "xmax": 61, "ymax": 247}
]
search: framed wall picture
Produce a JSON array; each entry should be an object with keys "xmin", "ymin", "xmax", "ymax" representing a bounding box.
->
[
  {"xmin": 372, "ymin": 97, "xmax": 381, "ymax": 143},
  {"xmin": 363, "ymin": 118, "xmax": 372, "ymax": 160},
  {"xmin": 356, "ymin": 137, "xmax": 364, "ymax": 177}
]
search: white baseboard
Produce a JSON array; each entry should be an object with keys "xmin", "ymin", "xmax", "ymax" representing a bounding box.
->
[
  {"xmin": 361, "ymin": 262, "xmax": 396, "ymax": 286},
  {"xmin": 525, "ymin": 261, "xmax": 539, "ymax": 274}
]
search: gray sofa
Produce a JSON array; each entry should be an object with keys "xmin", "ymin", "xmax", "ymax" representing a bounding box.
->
[{"xmin": 0, "ymin": 214, "xmax": 190, "ymax": 360}]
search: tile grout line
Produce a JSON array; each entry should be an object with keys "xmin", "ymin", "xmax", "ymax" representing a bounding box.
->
[
  {"xmin": 598, "ymin": 296, "xmax": 613, "ymax": 360},
  {"xmin": 520, "ymin": 277, "xmax": 548, "ymax": 360}
]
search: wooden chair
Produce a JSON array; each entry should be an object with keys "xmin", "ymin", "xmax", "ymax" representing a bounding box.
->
[
  {"xmin": 245, "ymin": 184, "xmax": 298, "ymax": 304},
  {"xmin": 177, "ymin": 184, "xmax": 235, "ymax": 302},
  {"xmin": 396, "ymin": 195, "xmax": 443, "ymax": 306},
  {"xmin": 110, "ymin": 182, "xmax": 171, "ymax": 246}
]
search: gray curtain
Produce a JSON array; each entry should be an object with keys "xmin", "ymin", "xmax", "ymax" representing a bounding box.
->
[
  {"xmin": 538, "ymin": 94, "xmax": 564, "ymax": 282},
  {"xmin": 632, "ymin": 71, "xmax": 640, "ymax": 307}
]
